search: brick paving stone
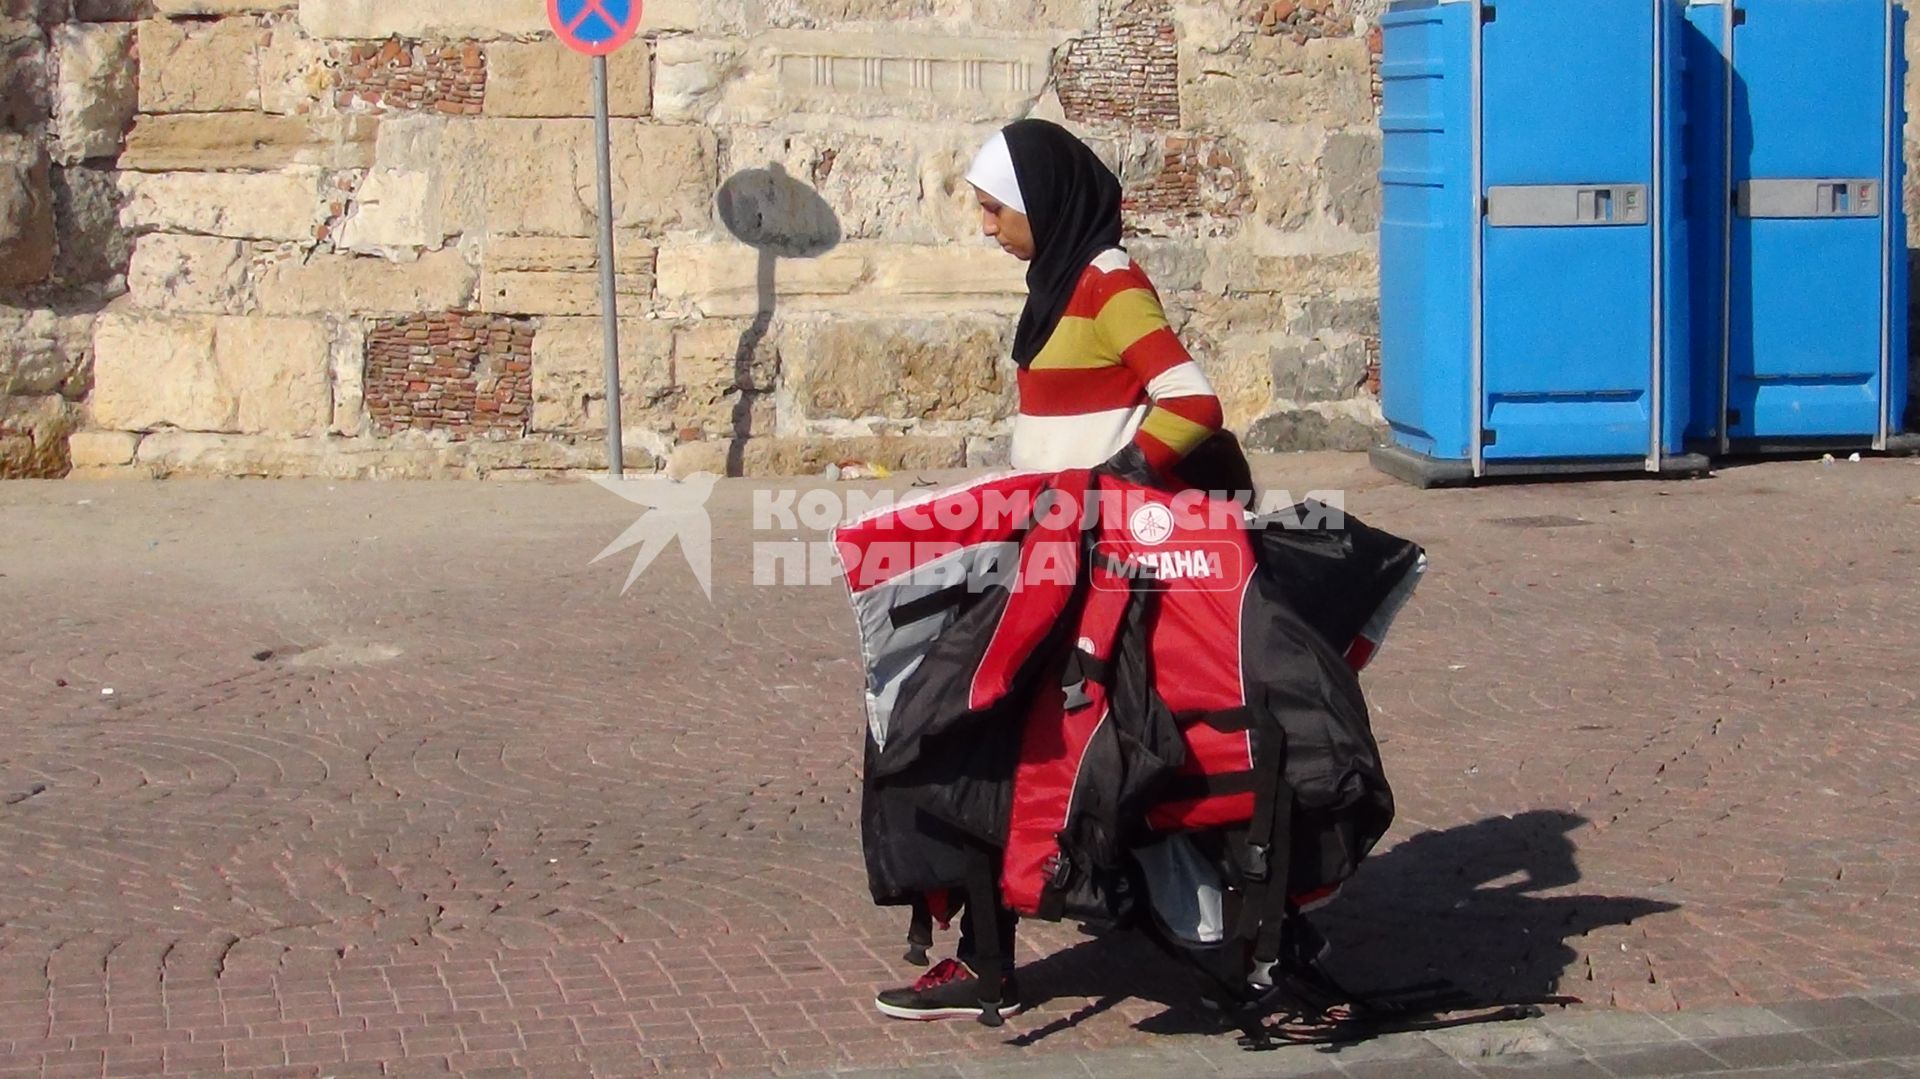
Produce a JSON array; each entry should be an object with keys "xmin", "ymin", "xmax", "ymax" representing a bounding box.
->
[
  {"xmin": 3, "ymin": 458, "xmax": 1920, "ymax": 1076},
  {"xmin": 1338, "ymin": 1060, "xmax": 1481, "ymax": 1078},
  {"xmin": 1585, "ymin": 1040, "xmax": 1725, "ymax": 1076},
  {"xmin": 1811, "ymin": 1023, "xmax": 1920, "ymax": 1061},
  {"xmin": 1705, "ymin": 1031, "xmax": 1850, "ymax": 1069}
]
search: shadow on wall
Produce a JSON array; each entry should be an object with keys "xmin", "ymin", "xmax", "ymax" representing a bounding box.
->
[
  {"xmin": 999, "ymin": 810, "xmax": 1678, "ymax": 1041},
  {"xmin": 714, "ymin": 164, "xmax": 842, "ymax": 478}
]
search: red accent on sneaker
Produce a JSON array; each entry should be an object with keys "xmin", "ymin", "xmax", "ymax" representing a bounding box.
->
[{"xmin": 910, "ymin": 958, "xmax": 971, "ymax": 993}]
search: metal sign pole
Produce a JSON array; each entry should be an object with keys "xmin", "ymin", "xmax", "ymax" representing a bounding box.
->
[{"xmin": 592, "ymin": 54, "xmax": 624, "ymax": 478}]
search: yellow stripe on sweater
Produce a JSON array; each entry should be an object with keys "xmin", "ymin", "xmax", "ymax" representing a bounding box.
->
[
  {"xmin": 1029, "ymin": 316, "xmax": 1120, "ymax": 371},
  {"xmin": 1140, "ymin": 406, "xmax": 1213, "ymax": 456},
  {"xmin": 1094, "ymin": 287, "xmax": 1171, "ymax": 355}
]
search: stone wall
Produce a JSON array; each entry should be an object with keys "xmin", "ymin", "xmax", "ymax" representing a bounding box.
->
[
  {"xmin": 1, "ymin": 0, "xmax": 137, "ymax": 478},
  {"xmin": 0, "ymin": 0, "xmax": 1400, "ymax": 479},
  {"xmin": 15, "ymin": 0, "xmax": 1904, "ymax": 479}
]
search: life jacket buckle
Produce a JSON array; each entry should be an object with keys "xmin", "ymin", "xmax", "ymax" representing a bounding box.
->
[
  {"xmin": 1061, "ymin": 679, "xmax": 1092, "ymax": 711},
  {"xmin": 1244, "ymin": 842, "xmax": 1271, "ymax": 882}
]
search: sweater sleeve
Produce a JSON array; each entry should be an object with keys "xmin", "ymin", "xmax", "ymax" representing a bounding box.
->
[{"xmin": 1093, "ymin": 282, "xmax": 1225, "ymax": 475}]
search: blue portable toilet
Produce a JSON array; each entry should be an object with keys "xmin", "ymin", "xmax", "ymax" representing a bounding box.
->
[
  {"xmin": 1683, "ymin": 0, "xmax": 1913, "ymax": 453},
  {"xmin": 1372, "ymin": 0, "xmax": 1706, "ymax": 486}
]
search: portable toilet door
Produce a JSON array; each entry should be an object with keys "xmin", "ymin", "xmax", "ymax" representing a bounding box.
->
[
  {"xmin": 1476, "ymin": 0, "xmax": 1693, "ymax": 475},
  {"xmin": 1693, "ymin": 0, "xmax": 1911, "ymax": 451},
  {"xmin": 1375, "ymin": 0, "xmax": 1701, "ymax": 486}
]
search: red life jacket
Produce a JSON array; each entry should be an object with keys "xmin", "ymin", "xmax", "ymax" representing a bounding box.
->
[{"xmin": 839, "ymin": 469, "xmax": 1420, "ymax": 944}]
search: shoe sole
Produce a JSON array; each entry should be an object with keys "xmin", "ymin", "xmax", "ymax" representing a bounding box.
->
[{"xmin": 875, "ymin": 999, "xmax": 1025, "ymax": 1021}]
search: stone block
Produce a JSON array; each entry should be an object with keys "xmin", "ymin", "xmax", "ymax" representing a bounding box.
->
[
  {"xmin": 1237, "ymin": 124, "xmax": 1321, "ymax": 232},
  {"xmin": 0, "ymin": 395, "xmax": 77, "ymax": 478},
  {"xmin": 638, "ymin": 0, "xmax": 754, "ymax": 34},
  {"xmin": 0, "ymin": 135, "xmax": 55, "ymax": 287},
  {"xmin": 719, "ymin": 127, "xmax": 986, "ymax": 244},
  {"xmin": 92, "ymin": 310, "xmax": 332, "ymax": 435},
  {"xmin": 530, "ymin": 316, "xmax": 674, "ymax": 434},
  {"xmin": 1181, "ymin": 36, "xmax": 1373, "ymax": 129},
  {"xmin": 665, "ymin": 318, "xmax": 781, "ymax": 435},
  {"xmin": 866, "ymin": 244, "xmax": 1030, "ymax": 310},
  {"xmin": 1269, "ymin": 337, "xmax": 1371, "ymax": 404},
  {"xmin": 653, "ymin": 36, "xmax": 744, "ymax": 123},
  {"xmin": 126, "ymin": 233, "xmax": 251, "ymax": 312},
  {"xmin": 669, "ymin": 31, "xmax": 1053, "ymax": 124},
  {"xmin": 68, "ymin": 429, "xmax": 141, "ymax": 466},
  {"xmin": 328, "ymin": 317, "xmax": 364, "ymax": 434},
  {"xmin": 666, "ymin": 435, "xmax": 966, "ymax": 479},
  {"xmin": 476, "ymin": 120, "xmax": 714, "ymax": 236},
  {"xmin": 971, "ymin": 0, "xmax": 1100, "ymax": 29},
  {"xmin": 1245, "ymin": 399, "xmax": 1384, "ymax": 453},
  {"xmin": 332, "ymin": 117, "xmax": 453, "ymax": 252},
  {"xmin": 655, "ymin": 242, "xmax": 1027, "ymax": 319},
  {"xmin": 1323, "ymin": 130, "xmax": 1381, "ymax": 232},
  {"xmin": 339, "ymin": 118, "xmax": 715, "ymax": 247},
  {"xmin": 0, "ymin": 33, "xmax": 48, "ymax": 134},
  {"xmin": 1202, "ymin": 250, "xmax": 1378, "ymax": 298},
  {"xmin": 137, "ymin": 16, "xmax": 262, "ymax": 112},
  {"xmin": 156, "ymin": 0, "xmax": 292, "ymax": 11},
  {"xmin": 52, "ymin": 22, "xmax": 137, "ymax": 164},
  {"xmin": 783, "ymin": 317, "xmax": 1015, "ymax": 423},
  {"xmin": 129, "ymin": 431, "xmax": 461, "ymax": 479},
  {"xmin": 656, "ymin": 244, "xmax": 867, "ymax": 318},
  {"xmin": 1198, "ymin": 350, "xmax": 1275, "ymax": 433},
  {"xmin": 297, "ymin": 0, "xmax": 547, "ymax": 40},
  {"xmin": 485, "ymin": 38, "xmax": 651, "ymax": 118},
  {"xmin": 0, "ymin": 305, "xmax": 93, "ymax": 398},
  {"xmin": 254, "ymin": 249, "xmax": 477, "ymax": 315},
  {"xmin": 51, "ymin": 164, "xmax": 133, "ymax": 285},
  {"xmin": 256, "ymin": 21, "xmax": 330, "ymax": 115},
  {"xmin": 120, "ymin": 113, "xmax": 377, "ymax": 171},
  {"xmin": 120, "ymin": 168, "xmax": 326, "ymax": 240},
  {"xmin": 966, "ymin": 434, "xmax": 1012, "ymax": 468},
  {"xmin": 479, "ymin": 234, "xmax": 655, "ymax": 316},
  {"xmin": 1288, "ymin": 295, "xmax": 1378, "ymax": 337},
  {"xmin": 74, "ymin": 0, "xmax": 157, "ymax": 19}
]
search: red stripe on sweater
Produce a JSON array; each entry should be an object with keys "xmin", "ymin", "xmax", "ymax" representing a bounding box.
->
[
  {"xmin": 1062, "ymin": 261, "xmax": 1157, "ymax": 319},
  {"xmin": 1153, "ymin": 393, "xmax": 1225, "ymax": 431},
  {"xmin": 1119, "ymin": 327, "xmax": 1196, "ymax": 383},
  {"xmin": 1016, "ymin": 365, "xmax": 1146, "ymax": 416}
]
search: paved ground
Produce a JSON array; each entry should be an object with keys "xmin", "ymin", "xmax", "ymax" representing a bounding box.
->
[{"xmin": 1, "ymin": 452, "xmax": 1919, "ymax": 1078}]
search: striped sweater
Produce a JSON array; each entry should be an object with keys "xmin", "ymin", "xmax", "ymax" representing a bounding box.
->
[{"xmin": 1010, "ymin": 249, "xmax": 1224, "ymax": 474}]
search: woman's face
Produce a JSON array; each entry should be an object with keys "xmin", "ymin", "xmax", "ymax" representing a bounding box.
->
[{"xmin": 974, "ymin": 186, "xmax": 1035, "ymax": 262}]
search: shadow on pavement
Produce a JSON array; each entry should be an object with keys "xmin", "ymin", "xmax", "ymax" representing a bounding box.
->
[{"xmin": 1009, "ymin": 810, "xmax": 1678, "ymax": 1043}]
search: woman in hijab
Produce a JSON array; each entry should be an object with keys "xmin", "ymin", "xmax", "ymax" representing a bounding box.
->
[
  {"xmin": 966, "ymin": 118, "xmax": 1244, "ymax": 486},
  {"xmin": 872, "ymin": 119, "xmax": 1242, "ymax": 1023}
]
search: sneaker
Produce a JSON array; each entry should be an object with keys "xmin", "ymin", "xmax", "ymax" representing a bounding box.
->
[{"xmin": 874, "ymin": 958, "xmax": 1023, "ymax": 1021}]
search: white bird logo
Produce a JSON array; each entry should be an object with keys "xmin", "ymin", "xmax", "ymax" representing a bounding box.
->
[{"xmin": 589, "ymin": 472, "xmax": 722, "ymax": 599}]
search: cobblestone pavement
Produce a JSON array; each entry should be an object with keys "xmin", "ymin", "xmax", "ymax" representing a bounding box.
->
[{"xmin": 1, "ymin": 453, "xmax": 1918, "ymax": 1078}]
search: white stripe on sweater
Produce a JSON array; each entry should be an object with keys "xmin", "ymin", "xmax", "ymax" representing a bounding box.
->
[
  {"xmin": 1009, "ymin": 407, "xmax": 1148, "ymax": 471},
  {"xmin": 1146, "ymin": 360, "xmax": 1215, "ymax": 401}
]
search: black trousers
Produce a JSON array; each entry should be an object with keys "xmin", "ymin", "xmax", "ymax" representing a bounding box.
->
[{"xmin": 956, "ymin": 894, "xmax": 1018, "ymax": 970}]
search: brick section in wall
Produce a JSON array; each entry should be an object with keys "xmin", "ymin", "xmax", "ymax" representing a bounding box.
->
[
  {"xmin": 365, "ymin": 313, "xmax": 532, "ymax": 439},
  {"xmin": 1247, "ymin": 0, "xmax": 1384, "ymax": 112},
  {"xmin": 1249, "ymin": 0, "xmax": 1356, "ymax": 43},
  {"xmin": 1055, "ymin": 0, "xmax": 1181, "ymax": 132},
  {"xmin": 1123, "ymin": 135, "xmax": 1252, "ymax": 236},
  {"xmin": 333, "ymin": 39, "xmax": 486, "ymax": 115}
]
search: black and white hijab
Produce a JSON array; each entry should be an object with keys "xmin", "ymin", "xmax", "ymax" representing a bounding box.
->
[{"xmin": 966, "ymin": 119, "xmax": 1125, "ymax": 368}]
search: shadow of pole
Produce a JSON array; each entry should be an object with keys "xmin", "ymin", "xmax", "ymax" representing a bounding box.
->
[{"xmin": 715, "ymin": 164, "xmax": 842, "ymax": 478}]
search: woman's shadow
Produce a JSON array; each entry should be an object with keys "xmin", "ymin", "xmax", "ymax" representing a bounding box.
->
[{"xmin": 1010, "ymin": 810, "xmax": 1677, "ymax": 1042}]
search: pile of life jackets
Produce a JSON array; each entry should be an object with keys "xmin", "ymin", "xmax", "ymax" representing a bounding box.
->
[{"xmin": 833, "ymin": 468, "xmax": 1425, "ymax": 1023}]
